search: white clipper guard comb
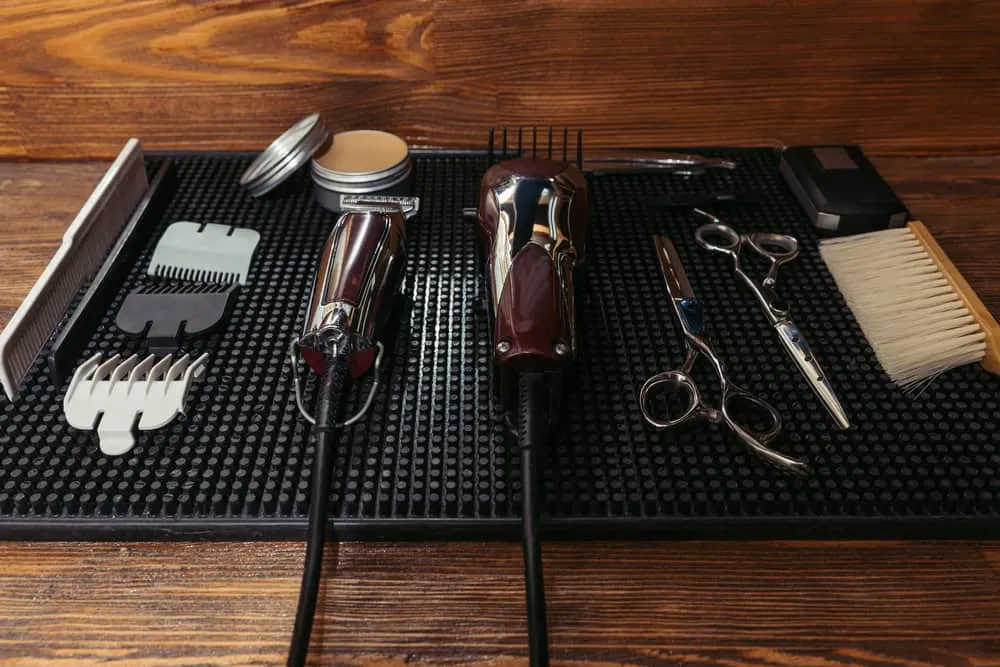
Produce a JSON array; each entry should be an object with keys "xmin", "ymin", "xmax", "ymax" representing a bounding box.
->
[{"xmin": 63, "ymin": 352, "xmax": 209, "ymax": 455}]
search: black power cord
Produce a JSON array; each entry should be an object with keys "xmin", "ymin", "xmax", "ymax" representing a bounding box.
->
[
  {"xmin": 517, "ymin": 371, "xmax": 550, "ymax": 667},
  {"xmin": 287, "ymin": 355, "xmax": 349, "ymax": 667}
]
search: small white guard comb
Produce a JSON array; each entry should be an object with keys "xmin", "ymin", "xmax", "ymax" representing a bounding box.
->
[
  {"xmin": 63, "ymin": 352, "xmax": 209, "ymax": 455},
  {"xmin": 147, "ymin": 222, "xmax": 260, "ymax": 285}
]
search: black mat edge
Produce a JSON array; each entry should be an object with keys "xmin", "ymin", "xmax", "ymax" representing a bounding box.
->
[{"xmin": 0, "ymin": 515, "xmax": 994, "ymax": 542}]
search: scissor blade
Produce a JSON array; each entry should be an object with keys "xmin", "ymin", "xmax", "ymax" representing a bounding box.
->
[
  {"xmin": 774, "ymin": 321, "xmax": 851, "ymax": 429},
  {"xmin": 653, "ymin": 235, "xmax": 706, "ymax": 337},
  {"xmin": 653, "ymin": 235, "xmax": 695, "ymax": 300}
]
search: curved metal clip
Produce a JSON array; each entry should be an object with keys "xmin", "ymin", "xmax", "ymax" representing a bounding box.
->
[{"xmin": 288, "ymin": 338, "xmax": 386, "ymax": 427}]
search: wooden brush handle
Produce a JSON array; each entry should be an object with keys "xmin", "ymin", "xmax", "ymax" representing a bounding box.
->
[{"xmin": 910, "ymin": 221, "xmax": 1000, "ymax": 375}]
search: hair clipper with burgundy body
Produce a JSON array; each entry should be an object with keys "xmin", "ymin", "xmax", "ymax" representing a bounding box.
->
[
  {"xmin": 474, "ymin": 157, "xmax": 588, "ymax": 666},
  {"xmin": 476, "ymin": 158, "xmax": 588, "ymax": 416},
  {"xmin": 287, "ymin": 208, "xmax": 407, "ymax": 667},
  {"xmin": 298, "ymin": 210, "xmax": 406, "ymax": 379}
]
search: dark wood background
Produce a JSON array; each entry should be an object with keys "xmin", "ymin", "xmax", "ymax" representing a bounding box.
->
[{"xmin": 2, "ymin": 0, "xmax": 1000, "ymax": 158}]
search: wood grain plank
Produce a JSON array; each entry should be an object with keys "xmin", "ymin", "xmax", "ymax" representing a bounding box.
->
[
  {"xmin": 0, "ymin": 161, "xmax": 106, "ymax": 324},
  {"xmin": 3, "ymin": 0, "xmax": 1000, "ymax": 157},
  {"xmin": 0, "ymin": 541, "xmax": 999, "ymax": 665},
  {"xmin": 0, "ymin": 88, "xmax": 24, "ymax": 158}
]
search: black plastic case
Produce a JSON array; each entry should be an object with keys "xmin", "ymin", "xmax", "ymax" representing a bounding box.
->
[{"xmin": 779, "ymin": 145, "xmax": 909, "ymax": 236}]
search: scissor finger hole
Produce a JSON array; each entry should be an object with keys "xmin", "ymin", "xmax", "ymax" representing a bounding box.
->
[
  {"xmin": 694, "ymin": 224, "xmax": 740, "ymax": 252},
  {"xmin": 724, "ymin": 393, "xmax": 781, "ymax": 440},
  {"xmin": 639, "ymin": 373, "xmax": 699, "ymax": 427},
  {"xmin": 749, "ymin": 233, "xmax": 798, "ymax": 259}
]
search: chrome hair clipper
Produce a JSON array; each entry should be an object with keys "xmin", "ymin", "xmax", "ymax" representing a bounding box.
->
[
  {"xmin": 286, "ymin": 209, "xmax": 407, "ymax": 667},
  {"xmin": 475, "ymin": 157, "xmax": 589, "ymax": 666}
]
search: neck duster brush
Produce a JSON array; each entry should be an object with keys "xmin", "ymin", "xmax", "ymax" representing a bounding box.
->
[{"xmin": 819, "ymin": 221, "xmax": 999, "ymax": 394}]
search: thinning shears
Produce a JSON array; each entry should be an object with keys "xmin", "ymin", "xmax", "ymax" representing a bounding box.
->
[
  {"xmin": 692, "ymin": 209, "xmax": 850, "ymax": 430},
  {"xmin": 639, "ymin": 235, "xmax": 810, "ymax": 476}
]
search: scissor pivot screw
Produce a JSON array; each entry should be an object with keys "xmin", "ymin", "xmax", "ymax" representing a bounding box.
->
[
  {"xmin": 554, "ymin": 342, "xmax": 570, "ymax": 356},
  {"xmin": 496, "ymin": 341, "xmax": 511, "ymax": 354}
]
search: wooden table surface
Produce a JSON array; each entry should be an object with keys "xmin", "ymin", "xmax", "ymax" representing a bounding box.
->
[{"xmin": 1, "ymin": 156, "xmax": 999, "ymax": 666}]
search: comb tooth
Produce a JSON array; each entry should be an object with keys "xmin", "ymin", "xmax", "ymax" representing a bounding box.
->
[
  {"xmin": 488, "ymin": 127, "xmax": 495, "ymax": 162},
  {"xmin": 562, "ymin": 127, "xmax": 568, "ymax": 161},
  {"xmin": 547, "ymin": 127, "xmax": 553, "ymax": 159},
  {"xmin": 532, "ymin": 127, "xmax": 538, "ymax": 159},
  {"xmin": 502, "ymin": 128, "xmax": 508, "ymax": 158},
  {"xmin": 517, "ymin": 127, "xmax": 523, "ymax": 156}
]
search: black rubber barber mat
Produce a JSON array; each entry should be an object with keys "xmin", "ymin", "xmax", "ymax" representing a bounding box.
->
[{"xmin": 1, "ymin": 149, "xmax": 998, "ymax": 540}]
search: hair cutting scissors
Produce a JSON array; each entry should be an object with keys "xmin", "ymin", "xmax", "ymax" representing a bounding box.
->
[
  {"xmin": 639, "ymin": 235, "xmax": 810, "ymax": 476},
  {"xmin": 692, "ymin": 209, "xmax": 850, "ymax": 430}
]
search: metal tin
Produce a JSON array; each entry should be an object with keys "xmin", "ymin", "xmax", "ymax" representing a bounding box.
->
[
  {"xmin": 311, "ymin": 159, "xmax": 413, "ymax": 213},
  {"xmin": 310, "ymin": 130, "xmax": 412, "ymax": 213},
  {"xmin": 312, "ymin": 155, "xmax": 411, "ymax": 185},
  {"xmin": 240, "ymin": 114, "xmax": 330, "ymax": 197}
]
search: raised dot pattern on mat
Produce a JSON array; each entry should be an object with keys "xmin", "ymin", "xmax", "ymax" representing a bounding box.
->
[{"xmin": 0, "ymin": 149, "xmax": 997, "ymax": 536}]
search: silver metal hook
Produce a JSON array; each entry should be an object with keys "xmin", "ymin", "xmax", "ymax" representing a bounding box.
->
[
  {"xmin": 288, "ymin": 338, "xmax": 386, "ymax": 428},
  {"xmin": 340, "ymin": 341, "xmax": 385, "ymax": 427},
  {"xmin": 289, "ymin": 337, "xmax": 317, "ymax": 426}
]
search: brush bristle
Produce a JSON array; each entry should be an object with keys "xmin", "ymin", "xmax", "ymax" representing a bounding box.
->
[{"xmin": 820, "ymin": 227, "xmax": 986, "ymax": 392}]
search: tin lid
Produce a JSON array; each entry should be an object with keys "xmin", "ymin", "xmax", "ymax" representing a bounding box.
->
[
  {"xmin": 240, "ymin": 114, "xmax": 330, "ymax": 197},
  {"xmin": 311, "ymin": 158, "xmax": 412, "ymax": 194},
  {"xmin": 311, "ymin": 130, "xmax": 410, "ymax": 182}
]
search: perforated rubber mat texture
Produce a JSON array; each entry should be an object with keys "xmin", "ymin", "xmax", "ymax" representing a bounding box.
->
[{"xmin": 1, "ymin": 149, "xmax": 998, "ymax": 540}]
